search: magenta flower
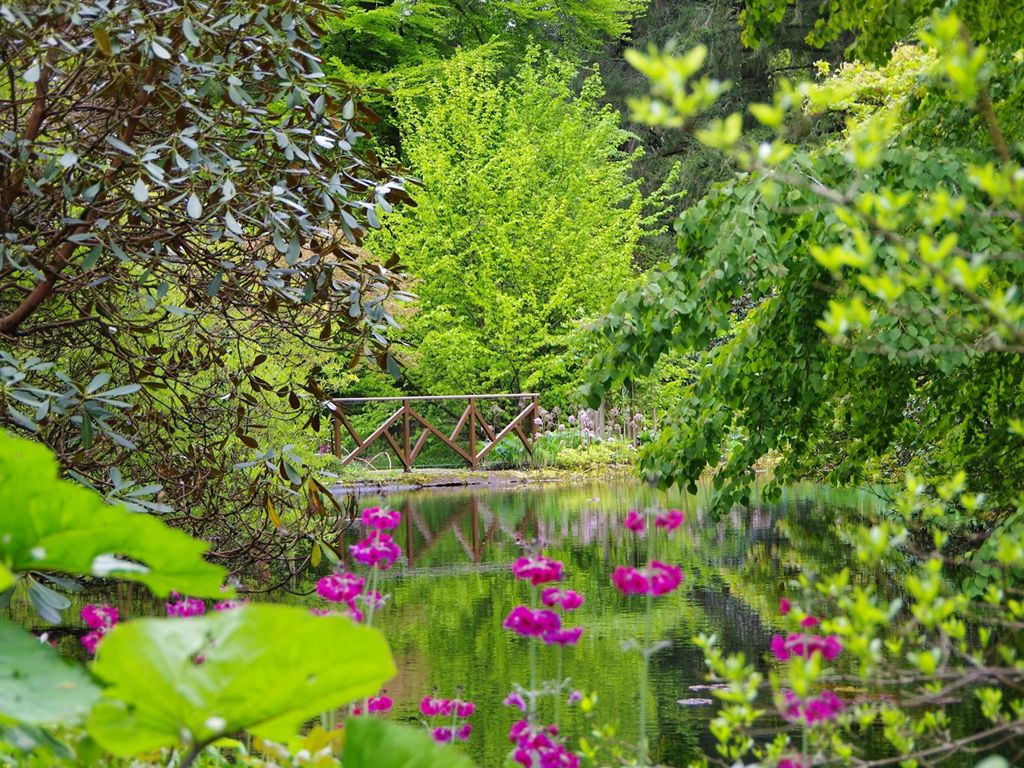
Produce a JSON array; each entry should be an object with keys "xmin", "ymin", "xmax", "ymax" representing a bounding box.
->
[
  {"xmin": 504, "ymin": 692, "xmax": 527, "ymax": 711},
  {"xmin": 166, "ymin": 593, "xmax": 205, "ymax": 618},
  {"xmin": 214, "ymin": 598, "xmax": 247, "ymax": 611},
  {"xmin": 349, "ymin": 531, "xmax": 402, "ymax": 570},
  {"xmin": 779, "ymin": 760, "xmax": 804, "ymax": 768},
  {"xmin": 511, "ymin": 555, "xmax": 563, "ymax": 585},
  {"xmin": 542, "ymin": 626, "xmax": 583, "ymax": 646},
  {"xmin": 361, "ymin": 506, "xmax": 401, "ymax": 531},
  {"xmin": 612, "ymin": 561, "xmax": 683, "ymax": 596},
  {"xmin": 456, "ymin": 723, "xmax": 472, "ymax": 741},
  {"xmin": 455, "ymin": 699, "xmax": 476, "ymax": 718},
  {"xmin": 81, "ymin": 630, "xmax": 105, "ymax": 655},
  {"xmin": 82, "ymin": 603, "xmax": 118, "ymax": 630},
  {"xmin": 509, "ymin": 720, "xmax": 579, "ymax": 768},
  {"xmin": 358, "ymin": 590, "xmax": 387, "ymax": 610},
  {"xmin": 783, "ymin": 689, "xmax": 844, "ymax": 724},
  {"xmin": 432, "ymin": 726, "xmax": 453, "ymax": 743},
  {"xmin": 317, "ymin": 572, "xmax": 365, "ymax": 604},
  {"xmin": 779, "ymin": 597, "xmax": 791, "ymax": 615},
  {"xmin": 624, "ymin": 509, "xmax": 645, "ymax": 532},
  {"xmin": 420, "ymin": 695, "xmax": 453, "ymax": 717},
  {"xmin": 770, "ymin": 633, "xmax": 843, "ymax": 661},
  {"xmin": 541, "ymin": 588, "xmax": 584, "ymax": 610},
  {"xmin": 503, "ymin": 606, "xmax": 561, "ymax": 638},
  {"xmin": 368, "ymin": 695, "xmax": 393, "ymax": 713},
  {"xmin": 343, "ymin": 605, "xmax": 364, "ymax": 623},
  {"xmin": 654, "ymin": 508, "xmax": 684, "ymax": 531},
  {"xmin": 800, "ymin": 615, "xmax": 821, "ymax": 628},
  {"xmin": 80, "ymin": 604, "xmax": 119, "ymax": 656}
]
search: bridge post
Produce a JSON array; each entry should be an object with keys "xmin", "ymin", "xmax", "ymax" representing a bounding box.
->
[
  {"xmin": 332, "ymin": 407, "xmax": 342, "ymax": 459},
  {"xmin": 402, "ymin": 399, "xmax": 411, "ymax": 473},
  {"xmin": 468, "ymin": 397, "xmax": 477, "ymax": 468}
]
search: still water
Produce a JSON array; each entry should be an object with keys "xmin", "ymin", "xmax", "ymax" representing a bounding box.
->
[{"xmin": 332, "ymin": 479, "xmax": 887, "ymax": 767}]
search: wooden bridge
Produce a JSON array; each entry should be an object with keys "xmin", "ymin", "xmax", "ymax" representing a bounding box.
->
[{"xmin": 327, "ymin": 393, "xmax": 540, "ymax": 470}]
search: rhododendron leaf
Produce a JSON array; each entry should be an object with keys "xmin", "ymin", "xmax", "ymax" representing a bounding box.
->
[
  {"xmin": 0, "ymin": 620, "xmax": 100, "ymax": 726},
  {"xmin": 86, "ymin": 604, "xmax": 395, "ymax": 756},
  {"xmin": 344, "ymin": 717, "xmax": 476, "ymax": 768},
  {"xmin": 0, "ymin": 429, "xmax": 226, "ymax": 599},
  {"xmin": 0, "ymin": 564, "xmax": 12, "ymax": 593}
]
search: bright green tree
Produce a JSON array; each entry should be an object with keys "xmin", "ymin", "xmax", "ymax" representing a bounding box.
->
[{"xmin": 368, "ymin": 50, "xmax": 652, "ymax": 403}]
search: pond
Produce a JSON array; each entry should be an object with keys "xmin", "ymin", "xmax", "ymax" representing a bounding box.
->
[{"xmin": 329, "ymin": 478, "xmax": 894, "ymax": 766}]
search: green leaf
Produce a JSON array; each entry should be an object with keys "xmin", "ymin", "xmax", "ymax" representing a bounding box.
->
[
  {"xmin": 0, "ymin": 564, "xmax": 12, "ymax": 593},
  {"xmin": 0, "ymin": 429, "xmax": 226, "ymax": 598},
  {"xmin": 345, "ymin": 717, "xmax": 477, "ymax": 768},
  {"xmin": 87, "ymin": 605, "xmax": 395, "ymax": 756},
  {"xmin": 0, "ymin": 620, "xmax": 101, "ymax": 727}
]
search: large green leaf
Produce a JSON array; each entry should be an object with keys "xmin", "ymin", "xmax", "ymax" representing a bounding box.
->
[
  {"xmin": 0, "ymin": 620, "xmax": 100, "ymax": 727},
  {"xmin": 86, "ymin": 604, "xmax": 396, "ymax": 756},
  {"xmin": 0, "ymin": 563, "xmax": 12, "ymax": 592},
  {"xmin": 0, "ymin": 429, "xmax": 225, "ymax": 598},
  {"xmin": 344, "ymin": 717, "xmax": 477, "ymax": 768}
]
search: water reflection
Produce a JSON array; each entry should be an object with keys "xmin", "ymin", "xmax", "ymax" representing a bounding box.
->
[{"xmin": 344, "ymin": 480, "xmax": 882, "ymax": 767}]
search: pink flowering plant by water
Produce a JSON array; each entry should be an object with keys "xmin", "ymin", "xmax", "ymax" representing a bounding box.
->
[
  {"xmin": 612, "ymin": 507, "xmax": 686, "ymax": 766},
  {"xmin": 420, "ymin": 691, "xmax": 475, "ymax": 743},
  {"xmin": 502, "ymin": 545, "xmax": 586, "ymax": 767}
]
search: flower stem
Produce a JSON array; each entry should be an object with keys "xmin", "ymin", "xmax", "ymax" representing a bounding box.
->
[
  {"xmin": 639, "ymin": 518, "xmax": 657, "ymax": 766},
  {"xmin": 529, "ymin": 584, "xmax": 538, "ymax": 723}
]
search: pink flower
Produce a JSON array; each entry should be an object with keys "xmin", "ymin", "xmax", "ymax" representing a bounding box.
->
[
  {"xmin": 214, "ymin": 598, "xmax": 247, "ymax": 611},
  {"xmin": 624, "ymin": 509, "xmax": 645, "ymax": 532},
  {"xmin": 455, "ymin": 699, "xmax": 476, "ymax": 718},
  {"xmin": 649, "ymin": 561, "xmax": 683, "ymax": 595},
  {"xmin": 166, "ymin": 593, "xmax": 205, "ymax": 617},
  {"xmin": 81, "ymin": 604, "xmax": 118, "ymax": 629},
  {"xmin": 361, "ymin": 506, "xmax": 401, "ymax": 531},
  {"xmin": 779, "ymin": 597, "xmax": 791, "ymax": 615},
  {"xmin": 432, "ymin": 726, "xmax": 453, "ymax": 743},
  {"xmin": 317, "ymin": 572, "xmax": 365, "ymax": 604},
  {"xmin": 504, "ymin": 692, "xmax": 527, "ymax": 711},
  {"xmin": 511, "ymin": 556, "xmax": 563, "ymax": 585},
  {"xmin": 349, "ymin": 531, "xmax": 402, "ymax": 570},
  {"xmin": 509, "ymin": 720, "xmax": 579, "ymax": 768},
  {"xmin": 81, "ymin": 629, "xmax": 105, "ymax": 655},
  {"xmin": 503, "ymin": 606, "xmax": 561, "ymax": 638},
  {"xmin": 770, "ymin": 633, "xmax": 843, "ymax": 662},
  {"xmin": 654, "ymin": 508, "xmax": 684, "ymax": 531},
  {"xmin": 612, "ymin": 562, "xmax": 683, "ymax": 596},
  {"xmin": 543, "ymin": 626, "xmax": 583, "ymax": 646},
  {"xmin": 368, "ymin": 695, "xmax": 392, "ymax": 713},
  {"xmin": 567, "ymin": 690, "xmax": 583, "ymax": 705},
  {"xmin": 343, "ymin": 605, "xmax": 364, "ymax": 623},
  {"xmin": 541, "ymin": 588, "xmax": 584, "ymax": 610},
  {"xmin": 779, "ymin": 760, "xmax": 804, "ymax": 768},
  {"xmin": 783, "ymin": 689, "xmax": 844, "ymax": 724},
  {"xmin": 800, "ymin": 615, "xmax": 821, "ymax": 628},
  {"xmin": 420, "ymin": 696, "xmax": 454, "ymax": 717},
  {"xmin": 456, "ymin": 723, "xmax": 472, "ymax": 741}
]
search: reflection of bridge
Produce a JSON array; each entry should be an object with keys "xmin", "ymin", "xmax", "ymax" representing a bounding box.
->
[
  {"xmin": 397, "ymin": 497, "xmax": 536, "ymax": 567},
  {"xmin": 327, "ymin": 394, "xmax": 540, "ymax": 471}
]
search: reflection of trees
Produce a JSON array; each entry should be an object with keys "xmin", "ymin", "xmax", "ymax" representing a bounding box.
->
[{"xmin": 341, "ymin": 481, "xmax": 883, "ymax": 767}]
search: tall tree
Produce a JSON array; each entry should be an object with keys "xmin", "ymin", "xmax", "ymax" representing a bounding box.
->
[{"xmin": 0, "ymin": 0, "xmax": 408, "ymax": 571}]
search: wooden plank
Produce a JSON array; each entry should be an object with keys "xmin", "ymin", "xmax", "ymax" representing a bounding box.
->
[
  {"xmin": 333, "ymin": 412, "xmax": 342, "ymax": 459},
  {"xmin": 468, "ymin": 398, "xmax": 477, "ymax": 468},
  {"xmin": 449, "ymin": 402, "xmax": 472, "ymax": 442},
  {"xmin": 475, "ymin": 402, "xmax": 536, "ymax": 462},
  {"xmin": 408, "ymin": 406, "xmax": 475, "ymax": 464},
  {"xmin": 402, "ymin": 399, "xmax": 410, "ymax": 472},
  {"xmin": 339, "ymin": 406, "xmax": 404, "ymax": 465},
  {"xmin": 382, "ymin": 430, "xmax": 410, "ymax": 471},
  {"xmin": 338, "ymin": 411, "xmax": 364, "ymax": 447},
  {"xmin": 330, "ymin": 393, "xmax": 538, "ymax": 404},
  {"xmin": 409, "ymin": 428, "xmax": 430, "ymax": 462}
]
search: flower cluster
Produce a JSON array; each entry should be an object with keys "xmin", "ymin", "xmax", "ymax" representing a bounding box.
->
[
  {"xmin": 421, "ymin": 695, "xmax": 475, "ymax": 743},
  {"xmin": 512, "ymin": 556, "xmax": 563, "ymax": 585},
  {"xmin": 361, "ymin": 506, "xmax": 401, "ymax": 531},
  {"xmin": 623, "ymin": 508, "xmax": 685, "ymax": 533},
  {"xmin": 504, "ymin": 606, "xmax": 561, "ymax": 638},
  {"xmin": 317, "ymin": 572, "xmax": 365, "ymax": 604},
  {"xmin": 81, "ymin": 603, "xmax": 118, "ymax": 655},
  {"xmin": 353, "ymin": 694, "xmax": 393, "ymax": 716},
  {"xmin": 782, "ymin": 689, "xmax": 845, "ymax": 724},
  {"xmin": 214, "ymin": 598, "xmax": 247, "ymax": 612},
  {"xmin": 611, "ymin": 561, "xmax": 683, "ymax": 596},
  {"xmin": 541, "ymin": 588, "xmax": 584, "ymax": 610},
  {"xmin": 509, "ymin": 720, "xmax": 579, "ymax": 768},
  {"xmin": 350, "ymin": 532, "xmax": 402, "ymax": 570},
  {"xmin": 166, "ymin": 592, "xmax": 205, "ymax": 618},
  {"xmin": 769, "ymin": 605, "xmax": 843, "ymax": 663}
]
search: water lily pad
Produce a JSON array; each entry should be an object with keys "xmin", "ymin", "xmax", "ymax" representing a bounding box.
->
[{"xmin": 87, "ymin": 604, "xmax": 396, "ymax": 756}]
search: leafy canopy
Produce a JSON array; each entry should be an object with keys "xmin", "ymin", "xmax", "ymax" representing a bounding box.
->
[{"xmin": 367, "ymin": 50, "xmax": 650, "ymax": 401}]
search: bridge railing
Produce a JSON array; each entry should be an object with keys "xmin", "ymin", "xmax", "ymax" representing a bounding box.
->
[{"xmin": 326, "ymin": 393, "xmax": 540, "ymax": 470}]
